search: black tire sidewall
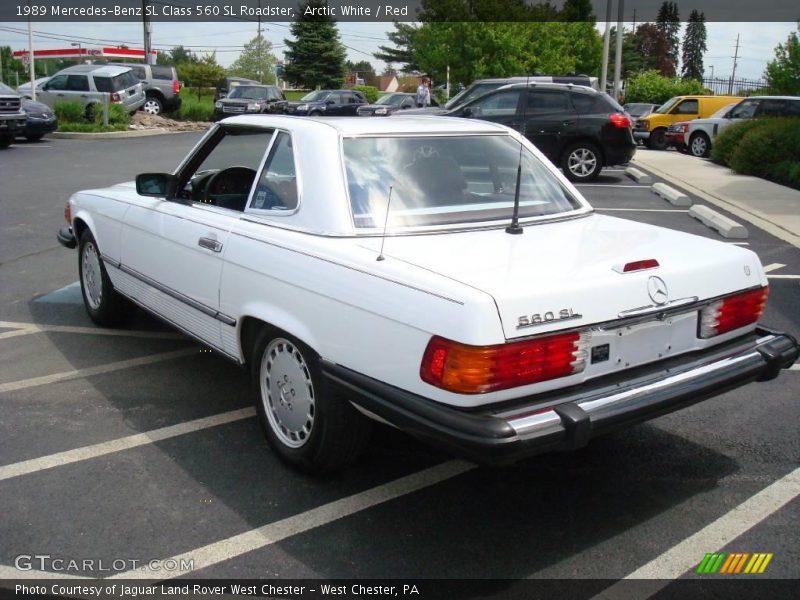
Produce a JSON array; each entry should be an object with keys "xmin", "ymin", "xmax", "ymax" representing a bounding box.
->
[
  {"xmin": 77, "ymin": 231, "xmax": 124, "ymax": 326},
  {"xmin": 648, "ymin": 129, "xmax": 667, "ymax": 150},
  {"xmin": 561, "ymin": 141, "xmax": 602, "ymax": 182}
]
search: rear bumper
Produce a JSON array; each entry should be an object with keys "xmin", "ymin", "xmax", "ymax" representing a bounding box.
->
[
  {"xmin": 633, "ymin": 130, "xmax": 650, "ymax": 141},
  {"xmin": 322, "ymin": 328, "xmax": 799, "ymax": 465}
]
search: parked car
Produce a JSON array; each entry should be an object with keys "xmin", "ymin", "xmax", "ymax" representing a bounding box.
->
[
  {"xmin": 16, "ymin": 76, "xmax": 51, "ymax": 99},
  {"xmin": 36, "ymin": 65, "xmax": 145, "ymax": 117},
  {"xmin": 284, "ymin": 89, "xmax": 367, "ymax": 116},
  {"xmin": 107, "ymin": 62, "xmax": 182, "ymax": 116},
  {"xmin": 633, "ymin": 95, "xmax": 743, "ymax": 150},
  {"xmin": 0, "ymin": 82, "xmax": 27, "ymax": 149},
  {"xmin": 55, "ymin": 115, "xmax": 799, "ymax": 472},
  {"xmin": 213, "ymin": 84, "xmax": 286, "ymax": 120},
  {"xmin": 19, "ymin": 97, "xmax": 57, "ymax": 141},
  {"xmin": 666, "ymin": 103, "xmax": 738, "ymax": 156},
  {"xmin": 215, "ymin": 76, "xmax": 260, "ymax": 101},
  {"xmin": 623, "ymin": 102, "xmax": 659, "ymax": 119},
  {"xmin": 673, "ymin": 96, "xmax": 800, "ymax": 158},
  {"xmin": 357, "ymin": 92, "xmax": 420, "ymax": 116},
  {"xmin": 440, "ymin": 82, "xmax": 636, "ymax": 181}
]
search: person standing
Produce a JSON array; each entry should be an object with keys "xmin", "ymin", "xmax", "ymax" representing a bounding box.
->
[{"xmin": 416, "ymin": 78, "xmax": 431, "ymax": 108}]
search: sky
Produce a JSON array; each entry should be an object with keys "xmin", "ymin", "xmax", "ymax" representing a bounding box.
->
[{"xmin": 0, "ymin": 20, "xmax": 796, "ymax": 82}]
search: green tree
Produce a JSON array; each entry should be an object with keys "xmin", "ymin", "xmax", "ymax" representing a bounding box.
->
[
  {"xmin": 560, "ymin": 0, "xmax": 594, "ymax": 21},
  {"xmin": 1, "ymin": 46, "xmax": 26, "ymax": 85},
  {"xmin": 229, "ymin": 34, "xmax": 277, "ymax": 83},
  {"xmin": 178, "ymin": 53, "xmax": 225, "ymax": 99},
  {"xmin": 624, "ymin": 70, "xmax": 705, "ymax": 104},
  {"xmin": 681, "ymin": 10, "xmax": 707, "ymax": 81},
  {"xmin": 656, "ymin": 1, "xmax": 681, "ymax": 70},
  {"xmin": 764, "ymin": 23, "xmax": 800, "ymax": 96},
  {"xmin": 283, "ymin": 0, "xmax": 347, "ymax": 89},
  {"xmin": 169, "ymin": 45, "xmax": 198, "ymax": 64},
  {"xmin": 636, "ymin": 23, "xmax": 676, "ymax": 76},
  {"xmin": 374, "ymin": 23, "xmax": 419, "ymax": 73}
]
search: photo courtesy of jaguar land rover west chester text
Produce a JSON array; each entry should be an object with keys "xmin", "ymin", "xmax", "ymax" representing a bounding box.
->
[{"xmin": 57, "ymin": 115, "xmax": 799, "ymax": 473}]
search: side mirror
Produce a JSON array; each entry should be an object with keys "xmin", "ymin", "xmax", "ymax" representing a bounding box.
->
[{"xmin": 136, "ymin": 173, "xmax": 177, "ymax": 198}]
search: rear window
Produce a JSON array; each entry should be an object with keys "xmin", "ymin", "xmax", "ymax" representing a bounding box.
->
[
  {"xmin": 344, "ymin": 135, "xmax": 582, "ymax": 230},
  {"xmin": 151, "ymin": 65, "xmax": 175, "ymax": 80},
  {"xmin": 94, "ymin": 71, "xmax": 139, "ymax": 92}
]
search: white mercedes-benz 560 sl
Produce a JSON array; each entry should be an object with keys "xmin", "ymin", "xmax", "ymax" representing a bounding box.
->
[{"xmin": 57, "ymin": 115, "xmax": 799, "ymax": 472}]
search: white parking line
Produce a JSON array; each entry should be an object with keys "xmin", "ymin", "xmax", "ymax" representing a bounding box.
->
[
  {"xmin": 728, "ymin": 242, "xmax": 750, "ymax": 246},
  {"xmin": 593, "ymin": 466, "xmax": 800, "ymax": 599},
  {"xmin": 762, "ymin": 263, "xmax": 786, "ymax": 273},
  {"xmin": 110, "ymin": 459, "xmax": 476, "ymax": 580},
  {"xmin": 767, "ymin": 274, "xmax": 800, "ymax": 280},
  {"xmin": 0, "ymin": 407, "xmax": 255, "ymax": 482},
  {"xmin": 0, "ymin": 348, "xmax": 195, "ymax": 394},
  {"xmin": 0, "ymin": 320, "xmax": 183, "ymax": 341},
  {"xmin": 576, "ymin": 184, "xmax": 652, "ymax": 188},
  {"xmin": 595, "ymin": 208, "xmax": 689, "ymax": 213},
  {"xmin": 790, "ymin": 364, "xmax": 800, "ymax": 371}
]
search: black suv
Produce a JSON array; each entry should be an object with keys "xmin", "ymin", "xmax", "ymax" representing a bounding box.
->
[
  {"xmin": 284, "ymin": 90, "xmax": 367, "ymax": 116},
  {"xmin": 213, "ymin": 84, "xmax": 287, "ymax": 120},
  {"xmin": 444, "ymin": 83, "xmax": 635, "ymax": 181}
]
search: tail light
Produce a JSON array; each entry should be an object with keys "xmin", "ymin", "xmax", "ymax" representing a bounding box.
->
[
  {"xmin": 420, "ymin": 331, "xmax": 590, "ymax": 394},
  {"xmin": 173, "ymin": 80, "xmax": 181, "ymax": 95},
  {"xmin": 698, "ymin": 287, "xmax": 768, "ymax": 339},
  {"xmin": 64, "ymin": 202, "xmax": 71, "ymax": 225},
  {"xmin": 609, "ymin": 113, "xmax": 631, "ymax": 128},
  {"xmin": 110, "ymin": 92, "xmax": 121, "ymax": 103}
]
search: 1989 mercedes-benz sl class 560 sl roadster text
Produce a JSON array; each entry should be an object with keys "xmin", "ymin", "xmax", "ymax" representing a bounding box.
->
[{"xmin": 57, "ymin": 115, "xmax": 799, "ymax": 472}]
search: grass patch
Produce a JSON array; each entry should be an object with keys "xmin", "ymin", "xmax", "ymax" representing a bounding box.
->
[
  {"xmin": 285, "ymin": 90, "xmax": 309, "ymax": 101},
  {"xmin": 172, "ymin": 89, "xmax": 214, "ymax": 121},
  {"xmin": 57, "ymin": 123, "xmax": 128, "ymax": 133}
]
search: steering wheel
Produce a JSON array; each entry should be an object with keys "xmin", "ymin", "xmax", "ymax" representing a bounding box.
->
[{"xmin": 202, "ymin": 166, "xmax": 258, "ymax": 204}]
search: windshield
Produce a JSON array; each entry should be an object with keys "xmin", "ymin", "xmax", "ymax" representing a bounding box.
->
[
  {"xmin": 229, "ymin": 86, "xmax": 268, "ymax": 100},
  {"xmin": 444, "ymin": 83, "xmax": 500, "ymax": 110},
  {"xmin": 301, "ymin": 90, "xmax": 329, "ymax": 102},
  {"xmin": 711, "ymin": 103, "xmax": 736, "ymax": 118},
  {"xmin": 376, "ymin": 94, "xmax": 405, "ymax": 106},
  {"xmin": 344, "ymin": 135, "xmax": 583, "ymax": 229},
  {"xmin": 655, "ymin": 97, "xmax": 680, "ymax": 114}
]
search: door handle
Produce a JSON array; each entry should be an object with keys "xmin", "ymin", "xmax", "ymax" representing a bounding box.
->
[
  {"xmin": 198, "ymin": 237, "xmax": 223, "ymax": 252},
  {"xmin": 563, "ymin": 120, "xmax": 576, "ymax": 126}
]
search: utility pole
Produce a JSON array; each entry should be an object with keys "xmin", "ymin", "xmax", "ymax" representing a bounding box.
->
[
  {"xmin": 729, "ymin": 34, "xmax": 740, "ymax": 95},
  {"xmin": 27, "ymin": 0, "xmax": 35, "ymax": 100},
  {"xmin": 631, "ymin": 8, "xmax": 636, "ymax": 31},
  {"xmin": 257, "ymin": 0, "xmax": 263, "ymax": 83},
  {"xmin": 613, "ymin": 0, "xmax": 625, "ymax": 101},
  {"xmin": 142, "ymin": 0, "xmax": 153, "ymax": 65},
  {"xmin": 600, "ymin": 0, "xmax": 612, "ymax": 93}
]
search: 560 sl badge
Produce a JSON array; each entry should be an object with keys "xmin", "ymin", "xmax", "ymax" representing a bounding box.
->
[{"xmin": 517, "ymin": 308, "xmax": 583, "ymax": 329}]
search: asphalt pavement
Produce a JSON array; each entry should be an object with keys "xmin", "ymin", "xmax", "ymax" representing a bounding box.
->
[{"xmin": 0, "ymin": 135, "xmax": 797, "ymax": 597}]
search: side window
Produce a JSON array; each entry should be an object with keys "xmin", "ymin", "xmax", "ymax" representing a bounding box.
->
[
  {"xmin": 45, "ymin": 75, "xmax": 68, "ymax": 90},
  {"xmin": 467, "ymin": 90, "xmax": 520, "ymax": 117},
  {"xmin": 131, "ymin": 66, "xmax": 147, "ymax": 80},
  {"xmin": 250, "ymin": 133, "xmax": 299, "ymax": 212},
  {"xmin": 673, "ymin": 99, "xmax": 698, "ymax": 115},
  {"xmin": 66, "ymin": 75, "xmax": 90, "ymax": 92},
  {"xmin": 756, "ymin": 99, "xmax": 786, "ymax": 117},
  {"xmin": 93, "ymin": 77, "xmax": 112, "ymax": 93},
  {"xmin": 729, "ymin": 99, "xmax": 758, "ymax": 119},
  {"xmin": 327, "ymin": 93, "xmax": 341, "ymax": 105},
  {"xmin": 784, "ymin": 100, "xmax": 800, "ymax": 116},
  {"xmin": 526, "ymin": 91, "xmax": 571, "ymax": 113},
  {"xmin": 570, "ymin": 92, "xmax": 597, "ymax": 113},
  {"xmin": 151, "ymin": 65, "xmax": 174, "ymax": 80}
]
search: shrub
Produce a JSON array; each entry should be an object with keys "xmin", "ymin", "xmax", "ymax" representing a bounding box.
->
[
  {"xmin": 624, "ymin": 70, "xmax": 706, "ymax": 104},
  {"xmin": 729, "ymin": 118, "xmax": 800, "ymax": 189},
  {"xmin": 352, "ymin": 85, "xmax": 379, "ymax": 103},
  {"xmin": 709, "ymin": 120, "xmax": 763, "ymax": 166},
  {"xmin": 54, "ymin": 101, "xmax": 85, "ymax": 124},
  {"xmin": 92, "ymin": 103, "xmax": 130, "ymax": 126}
]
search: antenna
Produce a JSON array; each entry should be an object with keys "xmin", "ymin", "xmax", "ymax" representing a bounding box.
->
[
  {"xmin": 506, "ymin": 75, "xmax": 530, "ymax": 235},
  {"xmin": 376, "ymin": 185, "xmax": 393, "ymax": 261}
]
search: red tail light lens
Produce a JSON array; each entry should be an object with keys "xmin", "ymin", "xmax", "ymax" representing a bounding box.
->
[
  {"xmin": 420, "ymin": 331, "xmax": 590, "ymax": 394},
  {"xmin": 609, "ymin": 113, "xmax": 631, "ymax": 128},
  {"xmin": 698, "ymin": 287, "xmax": 768, "ymax": 339},
  {"xmin": 173, "ymin": 80, "xmax": 181, "ymax": 95},
  {"xmin": 110, "ymin": 92, "xmax": 121, "ymax": 103}
]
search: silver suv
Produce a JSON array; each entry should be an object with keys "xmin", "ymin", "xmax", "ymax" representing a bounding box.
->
[
  {"xmin": 37, "ymin": 65, "xmax": 145, "ymax": 117},
  {"xmin": 108, "ymin": 62, "xmax": 181, "ymax": 115}
]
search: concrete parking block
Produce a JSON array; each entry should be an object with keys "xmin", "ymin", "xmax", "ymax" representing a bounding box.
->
[
  {"xmin": 625, "ymin": 167, "xmax": 652, "ymax": 184},
  {"xmin": 652, "ymin": 182, "xmax": 692, "ymax": 207},
  {"xmin": 689, "ymin": 205, "xmax": 749, "ymax": 239}
]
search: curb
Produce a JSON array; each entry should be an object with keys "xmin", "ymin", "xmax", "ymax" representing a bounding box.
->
[
  {"xmin": 689, "ymin": 205, "xmax": 749, "ymax": 239},
  {"xmin": 51, "ymin": 128, "xmax": 178, "ymax": 139},
  {"xmin": 652, "ymin": 182, "xmax": 692, "ymax": 207},
  {"xmin": 624, "ymin": 167, "xmax": 652, "ymax": 184}
]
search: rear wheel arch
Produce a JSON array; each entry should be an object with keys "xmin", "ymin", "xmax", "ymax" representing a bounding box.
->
[{"xmin": 238, "ymin": 314, "xmax": 320, "ymax": 370}]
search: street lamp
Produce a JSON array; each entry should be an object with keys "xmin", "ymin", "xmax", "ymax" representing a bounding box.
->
[{"xmin": 71, "ymin": 42, "xmax": 82, "ymax": 63}]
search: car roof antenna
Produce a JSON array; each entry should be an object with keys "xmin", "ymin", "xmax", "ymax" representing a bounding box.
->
[
  {"xmin": 506, "ymin": 75, "xmax": 530, "ymax": 235},
  {"xmin": 377, "ymin": 185, "xmax": 394, "ymax": 261}
]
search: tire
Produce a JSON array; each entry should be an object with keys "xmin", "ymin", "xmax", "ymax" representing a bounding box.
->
[
  {"xmin": 251, "ymin": 328, "xmax": 372, "ymax": 473},
  {"xmin": 689, "ymin": 132, "xmax": 711, "ymax": 158},
  {"xmin": 141, "ymin": 95, "xmax": 163, "ymax": 116},
  {"xmin": 561, "ymin": 141, "xmax": 602, "ymax": 182},
  {"xmin": 647, "ymin": 128, "xmax": 668, "ymax": 150},
  {"xmin": 308, "ymin": 111, "xmax": 322, "ymax": 117},
  {"xmin": 0, "ymin": 135, "xmax": 11, "ymax": 149},
  {"xmin": 78, "ymin": 231, "xmax": 128, "ymax": 327},
  {"xmin": 26, "ymin": 134, "xmax": 44, "ymax": 142}
]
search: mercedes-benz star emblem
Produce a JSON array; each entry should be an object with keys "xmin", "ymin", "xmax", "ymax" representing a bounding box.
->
[{"xmin": 647, "ymin": 276, "xmax": 669, "ymax": 306}]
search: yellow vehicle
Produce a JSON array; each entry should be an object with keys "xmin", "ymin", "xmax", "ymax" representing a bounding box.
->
[{"xmin": 633, "ymin": 95, "xmax": 744, "ymax": 150}]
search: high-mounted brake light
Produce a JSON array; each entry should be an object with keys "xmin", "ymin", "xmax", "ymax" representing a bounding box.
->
[
  {"xmin": 420, "ymin": 331, "xmax": 591, "ymax": 394},
  {"xmin": 609, "ymin": 113, "xmax": 631, "ymax": 128},
  {"xmin": 698, "ymin": 287, "xmax": 768, "ymax": 339},
  {"xmin": 614, "ymin": 258, "xmax": 660, "ymax": 273}
]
